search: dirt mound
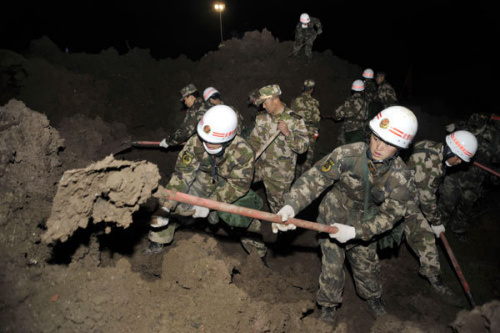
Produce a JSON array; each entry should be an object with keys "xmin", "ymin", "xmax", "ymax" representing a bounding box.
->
[
  {"xmin": 451, "ymin": 300, "xmax": 500, "ymax": 332},
  {"xmin": 42, "ymin": 155, "xmax": 160, "ymax": 243}
]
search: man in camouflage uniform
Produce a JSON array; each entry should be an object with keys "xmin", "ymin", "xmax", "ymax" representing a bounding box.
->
[
  {"xmin": 375, "ymin": 72, "xmax": 398, "ymax": 109},
  {"xmin": 247, "ymin": 84, "xmax": 309, "ymax": 214},
  {"xmin": 159, "ymin": 84, "xmax": 210, "ymax": 148},
  {"xmin": 332, "ymin": 80, "xmax": 369, "ymax": 145},
  {"xmin": 362, "ymin": 68, "xmax": 383, "ymax": 119},
  {"xmin": 274, "ymin": 106, "xmax": 418, "ymax": 322},
  {"xmin": 203, "ymin": 86, "xmax": 248, "ymax": 138},
  {"xmin": 148, "ymin": 105, "xmax": 256, "ymax": 253},
  {"xmin": 291, "ymin": 79, "xmax": 321, "ymax": 176},
  {"xmin": 404, "ymin": 130, "xmax": 477, "ymax": 300},
  {"xmin": 438, "ymin": 113, "xmax": 499, "ymax": 237},
  {"xmin": 292, "ymin": 13, "xmax": 323, "ymax": 65}
]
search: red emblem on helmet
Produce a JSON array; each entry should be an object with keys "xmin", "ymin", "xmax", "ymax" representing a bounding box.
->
[
  {"xmin": 379, "ymin": 118, "xmax": 390, "ymax": 129},
  {"xmin": 203, "ymin": 125, "xmax": 211, "ymax": 134}
]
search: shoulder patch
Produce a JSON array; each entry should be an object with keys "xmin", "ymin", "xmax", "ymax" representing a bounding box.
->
[
  {"xmin": 181, "ymin": 151, "xmax": 194, "ymax": 165},
  {"xmin": 321, "ymin": 159, "xmax": 335, "ymax": 173}
]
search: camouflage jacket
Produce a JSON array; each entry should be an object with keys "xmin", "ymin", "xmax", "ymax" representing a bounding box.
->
[
  {"xmin": 363, "ymin": 79, "xmax": 378, "ymax": 103},
  {"xmin": 377, "ymin": 81, "xmax": 397, "ymax": 108},
  {"xmin": 333, "ymin": 92, "xmax": 369, "ymax": 132},
  {"xmin": 295, "ymin": 17, "xmax": 323, "ymax": 40},
  {"xmin": 406, "ymin": 140, "xmax": 445, "ymax": 225},
  {"xmin": 166, "ymin": 134, "xmax": 254, "ymax": 209},
  {"xmin": 168, "ymin": 97, "xmax": 210, "ymax": 146},
  {"xmin": 285, "ymin": 142, "xmax": 413, "ymax": 241},
  {"xmin": 247, "ymin": 106, "xmax": 309, "ymax": 171},
  {"xmin": 207, "ymin": 100, "xmax": 247, "ymax": 137},
  {"xmin": 290, "ymin": 92, "xmax": 321, "ymax": 134}
]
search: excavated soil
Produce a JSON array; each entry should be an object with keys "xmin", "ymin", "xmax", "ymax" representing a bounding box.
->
[{"xmin": 1, "ymin": 30, "xmax": 499, "ymax": 332}]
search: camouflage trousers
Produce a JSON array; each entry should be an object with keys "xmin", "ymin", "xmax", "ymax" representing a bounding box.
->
[
  {"xmin": 438, "ymin": 170, "xmax": 484, "ymax": 233},
  {"xmin": 293, "ymin": 35, "xmax": 316, "ymax": 61},
  {"xmin": 403, "ymin": 212, "xmax": 441, "ymax": 278},
  {"xmin": 253, "ymin": 165, "xmax": 294, "ymax": 213},
  {"xmin": 295, "ymin": 133, "xmax": 317, "ymax": 177},
  {"xmin": 317, "ymin": 236, "xmax": 381, "ymax": 308}
]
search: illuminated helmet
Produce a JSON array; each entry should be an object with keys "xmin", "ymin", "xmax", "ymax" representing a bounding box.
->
[
  {"xmin": 369, "ymin": 106, "xmax": 418, "ymax": 149},
  {"xmin": 352, "ymin": 79, "xmax": 365, "ymax": 92},
  {"xmin": 300, "ymin": 13, "xmax": 311, "ymax": 24},
  {"xmin": 362, "ymin": 68, "xmax": 374, "ymax": 79},
  {"xmin": 203, "ymin": 87, "xmax": 220, "ymax": 101},
  {"xmin": 445, "ymin": 130, "xmax": 478, "ymax": 162},
  {"xmin": 197, "ymin": 105, "xmax": 237, "ymax": 144}
]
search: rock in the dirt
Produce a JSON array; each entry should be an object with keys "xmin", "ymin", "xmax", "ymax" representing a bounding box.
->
[
  {"xmin": 451, "ymin": 300, "xmax": 500, "ymax": 332},
  {"xmin": 42, "ymin": 155, "xmax": 161, "ymax": 243}
]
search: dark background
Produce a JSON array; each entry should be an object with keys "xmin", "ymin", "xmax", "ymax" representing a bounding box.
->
[{"xmin": 1, "ymin": 1, "xmax": 496, "ymax": 112}]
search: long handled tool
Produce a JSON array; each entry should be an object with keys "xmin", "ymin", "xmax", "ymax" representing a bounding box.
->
[
  {"xmin": 132, "ymin": 141, "xmax": 162, "ymax": 147},
  {"xmin": 439, "ymin": 232, "xmax": 476, "ymax": 308},
  {"xmin": 473, "ymin": 161, "xmax": 500, "ymax": 178},
  {"xmin": 491, "ymin": 114, "xmax": 500, "ymax": 121},
  {"xmin": 158, "ymin": 189, "xmax": 339, "ymax": 234},
  {"xmin": 255, "ymin": 131, "xmax": 281, "ymax": 160}
]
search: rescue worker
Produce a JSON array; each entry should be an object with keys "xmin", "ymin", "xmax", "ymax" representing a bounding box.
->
[
  {"xmin": 292, "ymin": 13, "xmax": 323, "ymax": 65},
  {"xmin": 203, "ymin": 86, "xmax": 248, "ymax": 137},
  {"xmin": 375, "ymin": 72, "xmax": 398, "ymax": 108},
  {"xmin": 247, "ymin": 84, "xmax": 309, "ymax": 214},
  {"xmin": 159, "ymin": 84, "xmax": 210, "ymax": 148},
  {"xmin": 362, "ymin": 68, "xmax": 383, "ymax": 119},
  {"xmin": 147, "ymin": 105, "xmax": 257, "ymax": 253},
  {"xmin": 439, "ymin": 113, "xmax": 499, "ymax": 237},
  {"xmin": 404, "ymin": 130, "xmax": 477, "ymax": 299},
  {"xmin": 291, "ymin": 79, "xmax": 321, "ymax": 176},
  {"xmin": 332, "ymin": 79, "xmax": 369, "ymax": 145},
  {"xmin": 274, "ymin": 106, "xmax": 418, "ymax": 322}
]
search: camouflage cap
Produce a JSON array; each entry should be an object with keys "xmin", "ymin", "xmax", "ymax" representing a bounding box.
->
[
  {"xmin": 180, "ymin": 84, "xmax": 198, "ymax": 101},
  {"xmin": 248, "ymin": 89, "xmax": 261, "ymax": 105},
  {"xmin": 255, "ymin": 84, "xmax": 282, "ymax": 105},
  {"xmin": 304, "ymin": 79, "xmax": 315, "ymax": 88}
]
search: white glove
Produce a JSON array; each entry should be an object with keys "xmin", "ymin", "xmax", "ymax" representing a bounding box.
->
[
  {"xmin": 192, "ymin": 205, "xmax": 210, "ymax": 218},
  {"xmin": 445, "ymin": 123, "xmax": 456, "ymax": 133},
  {"xmin": 328, "ymin": 223, "xmax": 356, "ymax": 243},
  {"xmin": 272, "ymin": 205, "xmax": 297, "ymax": 233},
  {"xmin": 431, "ymin": 224, "xmax": 445, "ymax": 238},
  {"xmin": 151, "ymin": 216, "xmax": 169, "ymax": 228},
  {"xmin": 159, "ymin": 139, "xmax": 169, "ymax": 148}
]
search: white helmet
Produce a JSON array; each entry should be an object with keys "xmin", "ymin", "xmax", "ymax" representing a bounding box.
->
[
  {"xmin": 445, "ymin": 130, "xmax": 478, "ymax": 162},
  {"xmin": 352, "ymin": 79, "xmax": 365, "ymax": 91},
  {"xmin": 203, "ymin": 87, "xmax": 219, "ymax": 101},
  {"xmin": 362, "ymin": 68, "xmax": 374, "ymax": 79},
  {"xmin": 369, "ymin": 106, "xmax": 418, "ymax": 149},
  {"xmin": 300, "ymin": 13, "xmax": 310, "ymax": 24},
  {"xmin": 197, "ymin": 105, "xmax": 237, "ymax": 144}
]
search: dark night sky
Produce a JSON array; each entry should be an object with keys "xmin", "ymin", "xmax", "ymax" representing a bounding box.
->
[{"xmin": 1, "ymin": 1, "xmax": 497, "ymax": 107}]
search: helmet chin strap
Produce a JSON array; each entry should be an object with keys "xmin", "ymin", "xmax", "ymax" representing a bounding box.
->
[{"xmin": 203, "ymin": 142, "xmax": 223, "ymax": 155}]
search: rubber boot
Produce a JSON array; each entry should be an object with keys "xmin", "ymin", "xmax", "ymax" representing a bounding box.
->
[
  {"xmin": 319, "ymin": 306, "xmax": 337, "ymax": 324},
  {"xmin": 366, "ymin": 297, "xmax": 386, "ymax": 318}
]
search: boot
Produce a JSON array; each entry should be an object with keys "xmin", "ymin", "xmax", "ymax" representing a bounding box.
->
[
  {"xmin": 143, "ymin": 241, "xmax": 164, "ymax": 254},
  {"xmin": 319, "ymin": 306, "xmax": 337, "ymax": 324},
  {"xmin": 428, "ymin": 275, "xmax": 462, "ymax": 305},
  {"xmin": 366, "ymin": 297, "xmax": 386, "ymax": 318}
]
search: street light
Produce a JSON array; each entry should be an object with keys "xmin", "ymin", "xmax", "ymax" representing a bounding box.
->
[{"xmin": 214, "ymin": 2, "xmax": 225, "ymax": 45}]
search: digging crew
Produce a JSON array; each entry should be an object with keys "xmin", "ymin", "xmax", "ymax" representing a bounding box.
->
[
  {"xmin": 247, "ymin": 84, "xmax": 309, "ymax": 214},
  {"xmin": 159, "ymin": 84, "xmax": 210, "ymax": 148},
  {"xmin": 375, "ymin": 71, "xmax": 398, "ymax": 108},
  {"xmin": 292, "ymin": 13, "xmax": 323, "ymax": 64},
  {"xmin": 274, "ymin": 106, "xmax": 418, "ymax": 322},
  {"xmin": 331, "ymin": 80, "xmax": 369, "ymax": 145},
  {"xmin": 438, "ymin": 113, "xmax": 500, "ymax": 237},
  {"xmin": 291, "ymin": 79, "xmax": 321, "ymax": 177},
  {"xmin": 203, "ymin": 86, "xmax": 248, "ymax": 138},
  {"xmin": 404, "ymin": 130, "xmax": 477, "ymax": 300},
  {"xmin": 148, "ymin": 105, "xmax": 257, "ymax": 253}
]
